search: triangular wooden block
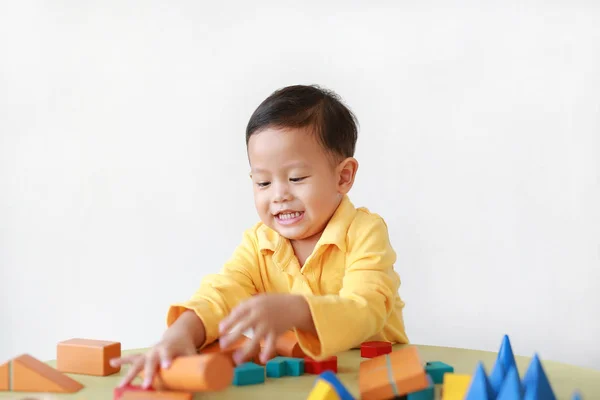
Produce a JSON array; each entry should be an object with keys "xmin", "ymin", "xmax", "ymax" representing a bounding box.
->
[
  {"xmin": 12, "ymin": 354, "xmax": 83, "ymax": 393},
  {"xmin": 0, "ymin": 362, "xmax": 8, "ymax": 391}
]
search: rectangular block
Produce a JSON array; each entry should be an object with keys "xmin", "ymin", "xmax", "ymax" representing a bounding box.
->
[
  {"xmin": 359, "ymin": 346, "xmax": 429, "ymax": 400},
  {"xmin": 0, "ymin": 362, "xmax": 8, "ymax": 391},
  {"xmin": 408, "ymin": 374, "xmax": 434, "ymax": 400},
  {"xmin": 57, "ymin": 338, "xmax": 121, "ymax": 376}
]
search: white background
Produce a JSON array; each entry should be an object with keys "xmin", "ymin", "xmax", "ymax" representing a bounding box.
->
[{"xmin": 1, "ymin": 1, "xmax": 599, "ymax": 370}]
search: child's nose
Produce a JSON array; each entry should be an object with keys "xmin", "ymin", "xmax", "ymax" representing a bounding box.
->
[{"xmin": 273, "ymin": 182, "xmax": 293, "ymax": 202}]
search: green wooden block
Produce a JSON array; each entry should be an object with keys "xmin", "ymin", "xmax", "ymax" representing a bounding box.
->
[
  {"xmin": 233, "ymin": 362, "xmax": 265, "ymax": 386},
  {"xmin": 425, "ymin": 361, "xmax": 454, "ymax": 384}
]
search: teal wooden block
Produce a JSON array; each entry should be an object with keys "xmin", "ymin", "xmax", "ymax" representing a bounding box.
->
[
  {"xmin": 285, "ymin": 357, "xmax": 304, "ymax": 376},
  {"xmin": 425, "ymin": 361, "xmax": 454, "ymax": 384},
  {"xmin": 408, "ymin": 374, "xmax": 434, "ymax": 400},
  {"xmin": 265, "ymin": 356, "xmax": 304, "ymax": 378},
  {"xmin": 233, "ymin": 362, "xmax": 265, "ymax": 386},
  {"xmin": 266, "ymin": 357, "xmax": 287, "ymax": 378}
]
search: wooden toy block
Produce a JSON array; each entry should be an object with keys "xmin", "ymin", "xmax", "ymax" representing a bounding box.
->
[
  {"xmin": 11, "ymin": 353, "xmax": 84, "ymax": 393},
  {"xmin": 274, "ymin": 331, "xmax": 306, "ymax": 358},
  {"xmin": 424, "ymin": 361, "xmax": 454, "ymax": 384},
  {"xmin": 407, "ymin": 374, "xmax": 434, "ymax": 400},
  {"xmin": 57, "ymin": 338, "xmax": 121, "ymax": 376},
  {"xmin": 360, "ymin": 341, "xmax": 392, "ymax": 358},
  {"xmin": 266, "ymin": 357, "xmax": 287, "ymax": 378},
  {"xmin": 305, "ymin": 356, "xmax": 337, "ymax": 374},
  {"xmin": 142, "ymin": 353, "xmax": 233, "ymax": 392},
  {"xmin": 522, "ymin": 354, "xmax": 556, "ymax": 400},
  {"xmin": 496, "ymin": 366, "xmax": 524, "ymax": 400},
  {"xmin": 0, "ymin": 362, "xmax": 8, "ymax": 391},
  {"xmin": 114, "ymin": 383, "xmax": 155, "ymax": 400},
  {"xmin": 120, "ymin": 391, "xmax": 193, "ymax": 399},
  {"xmin": 318, "ymin": 370, "xmax": 355, "ymax": 400},
  {"xmin": 464, "ymin": 362, "xmax": 494, "ymax": 400},
  {"xmin": 266, "ymin": 356, "xmax": 304, "ymax": 378},
  {"xmin": 442, "ymin": 373, "xmax": 472, "ymax": 400},
  {"xmin": 307, "ymin": 379, "xmax": 341, "ymax": 400},
  {"xmin": 233, "ymin": 362, "xmax": 265, "ymax": 386},
  {"xmin": 359, "ymin": 346, "xmax": 429, "ymax": 400}
]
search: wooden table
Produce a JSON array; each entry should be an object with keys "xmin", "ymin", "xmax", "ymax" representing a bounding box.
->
[{"xmin": 0, "ymin": 344, "xmax": 597, "ymax": 399}]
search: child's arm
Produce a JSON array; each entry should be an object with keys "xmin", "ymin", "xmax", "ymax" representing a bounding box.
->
[
  {"xmin": 166, "ymin": 228, "xmax": 260, "ymax": 349},
  {"xmin": 295, "ymin": 214, "xmax": 400, "ymax": 358}
]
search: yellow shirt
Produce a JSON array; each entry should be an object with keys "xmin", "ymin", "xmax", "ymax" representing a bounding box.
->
[{"xmin": 166, "ymin": 195, "xmax": 409, "ymax": 359}]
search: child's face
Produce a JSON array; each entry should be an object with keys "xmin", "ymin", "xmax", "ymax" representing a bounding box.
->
[{"xmin": 247, "ymin": 127, "xmax": 351, "ymax": 243}]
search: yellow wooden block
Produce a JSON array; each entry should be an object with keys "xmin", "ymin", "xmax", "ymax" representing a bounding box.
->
[
  {"xmin": 442, "ymin": 373, "xmax": 472, "ymax": 400},
  {"xmin": 307, "ymin": 379, "xmax": 341, "ymax": 400}
]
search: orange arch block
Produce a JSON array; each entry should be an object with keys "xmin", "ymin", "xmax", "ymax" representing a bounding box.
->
[{"xmin": 11, "ymin": 354, "xmax": 83, "ymax": 393}]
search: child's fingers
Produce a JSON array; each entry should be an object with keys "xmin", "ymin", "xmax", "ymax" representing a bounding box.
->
[
  {"xmin": 118, "ymin": 356, "xmax": 145, "ymax": 388},
  {"xmin": 234, "ymin": 325, "xmax": 264, "ymax": 365},
  {"xmin": 260, "ymin": 331, "xmax": 277, "ymax": 364},
  {"xmin": 141, "ymin": 351, "xmax": 160, "ymax": 389},
  {"xmin": 158, "ymin": 347, "xmax": 174, "ymax": 369},
  {"xmin": 218, "ymin": 304, "xmax": 248, "ymax": 335},
  {"xmin": 220, "ymin": 318, "xmax": 254, "ymax": 349},
  {"xmin": 109, "ymin": 354, "xmax": 140, "ymax": 368}
]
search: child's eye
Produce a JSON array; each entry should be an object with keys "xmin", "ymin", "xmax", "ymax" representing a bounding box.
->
[
  {"xmin": 256, "ymin": 181, "xmax": 271, "ymax": 188},
  {"xmin": 290, "ymin": 176, "xmax": 308, "ymax": 182}
]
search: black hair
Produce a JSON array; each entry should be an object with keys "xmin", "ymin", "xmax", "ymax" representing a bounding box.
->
[{"xmin": 245, "ymin": 85, "xmax": 358, "ymax": 159}]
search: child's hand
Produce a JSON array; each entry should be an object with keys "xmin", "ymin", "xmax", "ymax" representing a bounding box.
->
[
  {"xmin": 108, "ymin": 310, "xmax": 206, "ymax": 389},
  {"xmin": 218, "ymin": 293, "xmax": 313, "ymax": 364},
  {"xmin": 109, "ymin": 331, "xmax": 197, "ymax": 388}
]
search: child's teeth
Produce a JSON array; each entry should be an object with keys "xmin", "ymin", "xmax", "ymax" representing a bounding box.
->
[{"xmin": 280, "ymin": 212, "xmax": 301, "ymax": 220}]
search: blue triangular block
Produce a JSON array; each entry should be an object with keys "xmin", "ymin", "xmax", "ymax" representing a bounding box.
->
[
  {"xmin": 489, "ymin": 358, "xmax": 506, "ymax": 395},
  {"xmin": 498, "ymin": 334, "xmax": 518, "ymax": 374},
  {"xmin": 465, "ymin": 362, "xmax": 495, "ymax": 400},
  {"xmin": 522, "ymin": 354, "xmax": 556, "ymax": 400},
  {"xmin": 571, "ymin": 391, "xmax": 583, "ymax": 400},
  {"xmin": 497, "ymin": 366, "xmax": 524, "ymax": 400}
]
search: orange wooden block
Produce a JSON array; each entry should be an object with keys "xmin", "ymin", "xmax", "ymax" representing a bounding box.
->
[
  {"xmin": 143, "ymin": 353, "xmax": 233, "ymax": 392},
  {"xmin": 202, "ymin": 337, "xmax": 270, "ymax": 365},
  {"xmin": 359, "ymin": 346, "xmax": 429, "ymax": 400},
  {"xmin": 11, "ymin": 354, "xmax": 83, "ymax": 393},
  {"xmin": 262, "ymin": 331, "xmax": 306, "ymax": 358},
  {"xmin": 0, "ymin": 362, "xmax": 8, "ymax": 391},
  {"xmin": 121, "ymin": 390, "xmax": 193, "ymax": 399},
  {"xmin": 57, "ymin": 338, "xmax": 121, "ymax": 376}
]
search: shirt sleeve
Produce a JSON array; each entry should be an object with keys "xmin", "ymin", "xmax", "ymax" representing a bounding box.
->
[
  {"xmin": 166, "ymin": 228, "xmax": 260, "ymax": 349},
  {"xmin": 295, "ymin": 215, "xmax": 400, "ymax": 359}
]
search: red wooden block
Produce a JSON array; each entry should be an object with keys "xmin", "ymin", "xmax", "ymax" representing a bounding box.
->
[
  {"xmin": 114, "ymin": 383, "xmax": 154, "ymax": 400},
  {"xmin": 361, "ymin": 341, "xmax": 392, "ymax": 358},
  {"xmin": 304, "ymin": 356, "xmax": 337, "ymax": 374}
]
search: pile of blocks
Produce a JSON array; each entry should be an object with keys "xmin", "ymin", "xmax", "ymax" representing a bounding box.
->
[{"xmin": 0, "ymin": 333, "xmax": 587, "ymax": 399}]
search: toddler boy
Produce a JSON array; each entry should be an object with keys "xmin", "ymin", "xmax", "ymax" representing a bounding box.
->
[{"xmin": 111, "ymin": 84, "xmax": 408, "ymax": 388}]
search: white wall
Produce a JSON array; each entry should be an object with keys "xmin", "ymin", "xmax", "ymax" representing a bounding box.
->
[{"xmin": 1, "ymin": 1, "xmax": 599, "ymax": 370}]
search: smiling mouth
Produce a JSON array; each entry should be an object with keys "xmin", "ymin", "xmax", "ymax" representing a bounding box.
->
[
  {"xmin": 276, "ymin": 211, "xmax": 303, "ymax": 220},
  {"xmin": 274, "ymin": 211, "xmax": 305, "ymax": 225}
]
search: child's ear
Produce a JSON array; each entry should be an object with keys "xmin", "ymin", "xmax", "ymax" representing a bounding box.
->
[{"xmin": 336, "ymin": 157, "xmax": 359, "ymax": 194}]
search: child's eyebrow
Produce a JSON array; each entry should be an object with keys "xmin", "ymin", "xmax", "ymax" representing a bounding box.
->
[{"xmin": 251, "ymin": 162, "xmax": 310, "ymax": 174}]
